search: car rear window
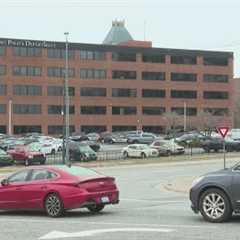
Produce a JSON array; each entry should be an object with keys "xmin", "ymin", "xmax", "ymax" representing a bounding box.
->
[{"xmin": 56, "ymin": 165, "xmax": 100, "ymax": 177}]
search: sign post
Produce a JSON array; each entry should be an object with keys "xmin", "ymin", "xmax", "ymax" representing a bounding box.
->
[{"xmin": 217, "ymin": 127, "xmax": 229, "ymax": 169}]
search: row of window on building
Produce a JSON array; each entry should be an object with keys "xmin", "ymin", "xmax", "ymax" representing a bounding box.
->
[
  {"xmin": 0, "ymin": 125, "xmax": 169, "ymax": 135},
  {"xmin": 0, "ymin": 104, "xmax": 229, "ymax": 116},
  {"xmin": 0, "ymin": 65, "xmax": 230, "ymax": 82},
  {"xmin": 0, "ymin": 85, "xmax": 229, "ymax": 99},
  {"xmin": 0, "ymin": 46, "xmax": 230, "ymax": 66}
]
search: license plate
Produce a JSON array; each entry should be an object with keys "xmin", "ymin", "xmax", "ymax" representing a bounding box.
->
[{"xmin": 101, "ymin": 196, "xmax": 109, "ymax": 203}]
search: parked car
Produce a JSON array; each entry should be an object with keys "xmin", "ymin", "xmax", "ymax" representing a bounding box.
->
[
  {"xmin": 190, "ymin": 162, "xmax": 240, "ymax": 223},
  {"xmin": 69, "ymin": 142, "xmax": 97, "ymax": 161},
  {"xmin": 150, "ymin": 139, "xmax": 185, "ymax": 155},
  {"xmin": 69, "ymin": 134, "xmax": 89, "ymax": 142},
  {"xmin": 127, "ymin": 133, "xmax": 157, "ymax": 144},
  {"xmin": 122, "ymin": 144, "xmax": 159, "ymax": 158},
  {"xmin": 200, "ymin": 137, "xmax": 240, "ymax": 153},
  {"xmin": 0, "ymin": 165, "xmax": 119, "ymax": 217},
  {"xmin": 0, "ymin": 149, "xmax": 14, "ymax": 166},
  {"xmin": 175, "ymin": 132, "xmax": 206, "ymax": 144},
  {"xmin": 103, "ymin": 133, "xmax": 128, "ymax": 144},
  {"xmin": 7, "ymin": 145, "xmax": 46, "ymax": 166},
  {"xmin": 86, "ymin": 133, "xmax": 100, "ymax": 142}
]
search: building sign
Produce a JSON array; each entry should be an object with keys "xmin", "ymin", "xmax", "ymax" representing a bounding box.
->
[{"xmin": 0, "ymin": 38, "xmax": 56, "ymax": 48}]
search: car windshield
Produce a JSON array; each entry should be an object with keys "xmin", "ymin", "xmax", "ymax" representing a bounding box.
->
[
  {"xmin": 56, "ymin": 166, "xmax": 99, "ymax": 177},
  {"xmin": 26, "ymin": 143, "xmax": 40, "ymax": 152}
]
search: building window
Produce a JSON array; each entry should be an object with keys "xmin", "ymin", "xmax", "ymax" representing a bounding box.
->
[
  {"xmin": 0, "ymin": 104, "xmax": 6, "ymax": 113},
  {"xmin": 112, "ymin": 106, "xmax": 137, "ymax": 115},
  {"xmin": 48, "ymin": 125, "xmax": 75, "ymax": 135},
  {"xmin": 13, "ymin": 47, "xmax": 42, "ymax": 57},
  {"xmin": 48, "ymin": 105, "xmax": 75, "ymax": 114},
  {"xmin": 47, "ymin": 48, "xmax": 75, "ymax": 59},
  {"xmin": 112, "ymin": 52, "xmax": 136, "ymax": 62},
  {"xmin": 171, "ymin": 90, "xmax": 197, "ymax": 99},
  {"xmin": 14, "ymin": 125, "xmax": 42, "ymax": 134},
  {"xmin": 80, "ymin": 69, "xmax": 106, "ymax": 79},
  {"xmin": 112, "ymin": 70, "xmax": 136, "ymax": 80},
  {"xmin": 142, "ymin": 107, "xmax": 165, "ymax": 115},
  {"xmin": 13, "ymin": 85, "xmax": 42, "ymax": 96},
  {"xmin": 0, "ymin": 126, "xmax": 6, "ymax": 134},
  {"xmin": 80, "ymin": 106, "xmax": 106, "ymax": 115},
  {"xmin": 171, "ymin": 107, "xmax": 197, "ymax": 116},
  {"xmin": 203, "ymin": 74, "xmax": 228, "ymax": 83},
  {"xmin": 13, "ymin": 104, "xmax": 41, "ymax": 114},
  {"xmin": 204, "ymin": 108, "xmax": 229, "ymax": 116},
  {"xmin": 112, "ymin": 88, "xmax": 137, "ymax": 97},
  {"xmin": 0, "ymin": 85, "xmax": 7, "ymax": 95},
  {"xmin": 12, "ymin": 66, "xmax": 42, "ymax": 76},
  {"xmin": 81, "ymin": 125, "xmax": 106, "ymax": 133},
  {"xmin": 171, "ymin": 55, "xmax": 197, "ymax": 65},
  {"xmin": 171, "ymin": 73, "xmax": 197, "ymax": 82},
  {"xmin": 142, "ymin": 72, "xmax": 165, "ymax": 81},
  {"xmin": 47, "ymin": 67, "xmax": 75, "ymax": 78},
  {"xmin": 142, "ymin": 126, "xmax": 165, "ymax": 134},
  {"xmin": 112, "ymin": 125, "xmax": 136, "ymax": 132},
  {"xmin": 203, "ymin": 91, "xmax": 229, "ymax": 99},
  {"xmin": 142, "ymin": 89, "xmax": 166, "ymax": 98},
  {"xmin": 0, "ymin": 65, "xmax": 6, "ymax": 75},
  {"xmin": 80, "ymin": 50, "xmax": 106, "ymax": 60},
  {"xmin": 47, "ymin": 86, "xmax": 75, "ymax": 96},
  {"xmin": 203, "ymin": 57, "xmax": 228, "ymax": 66},
  {"xmin": 142, "ymin": 54, "xmax": 165, "ymax": 63},
  {"xmin": 0, "ymin": 47, "xmax": 6, "ymax": 56},
  {"xmin": 81, "ymin": 87, "xmax": 106, "ymax": 97}
]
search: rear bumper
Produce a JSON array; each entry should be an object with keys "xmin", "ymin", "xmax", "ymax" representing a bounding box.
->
[{"xmin": 64, "ymin": 190, "xmax": 119, "ymax": 209}]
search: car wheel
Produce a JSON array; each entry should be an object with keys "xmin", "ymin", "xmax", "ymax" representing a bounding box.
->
[
  {"xmin": 199, "ymin": 188, "xmax": 232, "ymax": 223},
  {"xmin": 123, "ymin": 151, "xmax": 128, "ymax": 159},
  {"xmin": 51, "ymin": 149, "xmax": 56, "ymax": 155},
  {"xmin": 203, "ymin": 147, "xmax": 210, "ymax": 153},
  {"xmin": 58, "ymin": 146, "xmax": 62, "ymax": 152},
  {"xmin": 141, "ymin": 152, "xmax": 146, "ymax": 158},
  {"xmin": 166, "ymin": 150, "xmax": 171, "ymax": 156},
  {"xmin": 133, "ymin": 140, "xmax": 139, "ymax": 144},
  {"xmin": 87, "ymin": 204, "xmax": 105, "ymax": 213},
  {"xmin": 40, "ymin": 158, "xmax": 46, "ymax": 165},
  {"xmin": 45, "ymin": 193, "xmax": 64, "ymax": 217}
]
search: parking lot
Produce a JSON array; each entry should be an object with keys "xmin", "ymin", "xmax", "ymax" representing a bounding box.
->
[{"xmin": 0, "ymin": 157, "xmax": 240, "ymax": 240}]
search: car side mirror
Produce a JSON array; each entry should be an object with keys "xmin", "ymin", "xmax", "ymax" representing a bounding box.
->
[{"xmin": 1, "ymin": 179, "xmax": 9, "ymax": 186}]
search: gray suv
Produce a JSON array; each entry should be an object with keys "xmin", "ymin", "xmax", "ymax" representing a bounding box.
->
[
  {"xmin": 190, "ymin": 162, "xmax": 240, "ymax": 222},
  {"xmin": 127, "ymin": 133, "xmax": 157, "ymax": 144}
]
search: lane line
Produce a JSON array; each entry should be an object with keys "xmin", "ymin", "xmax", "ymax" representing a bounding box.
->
[
  {"xmin": 39, "ymin": 228, "xmax": 175, "ymax": 239},
  {"xmin": 0, "ymin": 217, "xmax": 217, "ymax": 229}
]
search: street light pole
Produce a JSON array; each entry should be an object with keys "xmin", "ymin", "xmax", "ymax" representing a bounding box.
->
[
  {"xmin": 183, "ymin": 101, "xmax": 187, "ymax": 132},
  {"xmin": 8, "ymin": 99, "xmax": 12, "ymax": 135},
  {"xmin": 64, "ymin": 32, "xmax": 70, "ymax": 167}
]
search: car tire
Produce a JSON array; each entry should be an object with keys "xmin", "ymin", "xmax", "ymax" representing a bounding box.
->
[
  {"xmin": 45, "ymin": 193, "xmax": 64, "ymax": 217},
  {"xmin": 133, "ymin": 140, "xmax": 139, "ymax": 144},
  {"xmin": 51, "ymin": 149, "xmax": 56, "ymax": 155},
  {"xmin": 166, "ymin": 150, "xmax": 171, "ymax": 156},
  {"xmin": 87, "ymin": 204, "xmax": 105, "ymax": 213},
  {"xmin": 123, "ymin": 151, "xmax": 128, "ymax": 159},
  {"xmin": 40, "ymin": 158, "xmax": 46, "ymax": 165},
  {"xmin": 58, "ymin": 146, "xmax": 62, "ymax": 152},
  {"xmin": 199, "ymin": 188, "xmax": 232, "ymax": 223},
  {"xmin": 141, "ymin": 152, "xmax": 146, "ymax": 158},
  {"xmin": 203, "ymin": 147, "xmax": 210, "ymax": 153}
]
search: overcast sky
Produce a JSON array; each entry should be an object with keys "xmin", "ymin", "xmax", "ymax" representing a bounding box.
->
[{"xmin": 1, "ymin": 0, "xmax": 240, "ymax": 76}]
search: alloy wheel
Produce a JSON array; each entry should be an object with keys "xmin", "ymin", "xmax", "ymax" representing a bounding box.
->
[
  {"xmin": 45, "ymin": 194, "xmax": 63, "ymax": 217},
  {"xmin": 202, "ymin": 193, "xmax": 225, "ymax": 220}
]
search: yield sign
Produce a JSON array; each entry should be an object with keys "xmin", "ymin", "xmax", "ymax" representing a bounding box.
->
[{"xmin": 217, "ymin": 127, "xmax": 229, "ymax": 138}]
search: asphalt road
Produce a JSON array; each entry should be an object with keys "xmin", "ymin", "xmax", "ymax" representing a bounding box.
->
[{"xmin": 1, "ymin": 158, "xmax": 240, "ymax": 240}]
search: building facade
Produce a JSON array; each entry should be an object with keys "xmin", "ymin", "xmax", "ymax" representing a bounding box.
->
[{"xmin": 0, "ymin": 24, "xmax": 234, "ymax": 135}]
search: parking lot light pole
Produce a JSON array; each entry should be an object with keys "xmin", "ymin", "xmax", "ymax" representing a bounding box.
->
[{"xmin": 64, "ymin": 32, "xmax": 71, "ymax": 167}]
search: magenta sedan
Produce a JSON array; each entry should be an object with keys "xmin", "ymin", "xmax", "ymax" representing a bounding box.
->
[{"xmin": 0, "ymin": 165, "xmax": 119, "ymax": 217}]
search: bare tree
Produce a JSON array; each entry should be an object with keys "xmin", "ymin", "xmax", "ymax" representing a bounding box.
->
[{"xmin": 162, "ymin": 111, "xmax": 181, "ymax": 135}]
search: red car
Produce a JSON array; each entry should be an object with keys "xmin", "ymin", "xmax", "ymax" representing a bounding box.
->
[
  {"xmin": 7, "ymin": 144, "xmax": 46, "ymax": 166},
  {"xmin": 0, "ymin": 165, "xmax": 119, "ymax": 217}
]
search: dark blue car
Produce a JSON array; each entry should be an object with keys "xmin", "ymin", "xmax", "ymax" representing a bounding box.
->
[{"xmin": 190, "ymin": 163, "xmax": 240, "ymax": 222}]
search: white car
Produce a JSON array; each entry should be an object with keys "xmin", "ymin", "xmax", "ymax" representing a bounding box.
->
[{"xmin": 122, "ymin": 144, "xmax": 159, "ymax": 158}]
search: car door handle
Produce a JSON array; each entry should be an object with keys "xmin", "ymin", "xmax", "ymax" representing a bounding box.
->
[{"xmin": 41, "ymin": 186, "xmax": 47, "ymax": 190}]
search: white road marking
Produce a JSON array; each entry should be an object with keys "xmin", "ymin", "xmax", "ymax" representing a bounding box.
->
[
  {"xmin": 39, "ymin": 228, "xmax": 175, "ymax": 239},
  {"xmin": 0, "ymin": 217, "xmax": 216, "ymax": 229},
  {"xmin": 121, "ymin": 198, "xmax": 185, "ymax": 204}
]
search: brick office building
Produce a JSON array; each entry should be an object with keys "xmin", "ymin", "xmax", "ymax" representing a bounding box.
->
[{"xmin": 0, "ymin": 21, "xmax": 234, "ymax": 135}]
